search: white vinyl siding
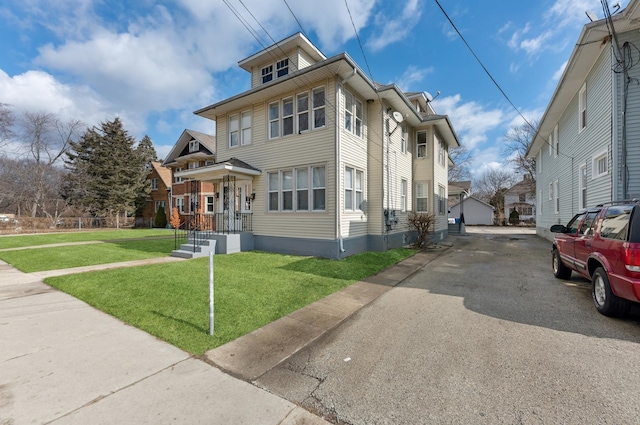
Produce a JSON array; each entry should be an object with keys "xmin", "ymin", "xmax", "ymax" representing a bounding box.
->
[{"xmin": 579, "ymin": 83, "xmax": 587, "ymax": 132}]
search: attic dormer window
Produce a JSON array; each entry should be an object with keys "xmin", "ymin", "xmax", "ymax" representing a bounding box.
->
[
  {"xmin": 261, "ymin": 65, "xmax": 273, "ymax": 84},
  {"xmin": 189, "ymin": 140, "xmax": 199, "ymax": 152},
  {"xmin": 276, "ymin": 59, "xmax": 289, "ymax": 78}
]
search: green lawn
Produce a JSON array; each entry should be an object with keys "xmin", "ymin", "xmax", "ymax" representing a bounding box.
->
[
  {"xmin": 0, "ymin": 239, "xmax": 177, "ymax": 272},
  {"xmin": 0, "ymin": 229, "xmax": 175, "ymax": 250},
  {"xmin": 45, "ymin": 249, "xmax": 416, "ymax": 355}
]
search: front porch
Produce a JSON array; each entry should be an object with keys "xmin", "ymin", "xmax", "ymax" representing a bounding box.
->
[{"xmin": 171, "ymin": 212, "xmax": 254, "ymax": 258}]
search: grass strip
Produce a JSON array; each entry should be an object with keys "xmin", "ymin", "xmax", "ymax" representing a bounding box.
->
[
  {"xmin": 0, "ymin": 229, "xmax": 175, "ymax": 250},
  {"xmin": 45, "ymin": 249, "xmax": 416, "ymax": 355},
  {"xmin": 0, "ymin": 239, "xmax": 177, "ymax": 272}
]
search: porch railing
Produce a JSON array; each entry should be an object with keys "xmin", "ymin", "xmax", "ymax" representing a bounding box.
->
[{"xmin": 173, "ymin": 213, "xmax": 252, "ymax": 251}]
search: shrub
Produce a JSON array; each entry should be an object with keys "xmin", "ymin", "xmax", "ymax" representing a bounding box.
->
[
  {"xmin": 509, "ymin": 209, "xmax": 520, "ymax": 226},
  {"xmin": 154, "ymin": 206, "xmax": 168, "ymax": 228},
  {"xmin": 408, "ymin": 212, "xmax": 435, "ymax": 248}
]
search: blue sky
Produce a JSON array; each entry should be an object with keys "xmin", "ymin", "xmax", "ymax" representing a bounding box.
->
[{"xmin": 0, "ymin": 0, "xmax": 629, "ymax": 178}]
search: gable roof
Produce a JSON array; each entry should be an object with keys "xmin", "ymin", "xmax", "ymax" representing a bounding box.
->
[
  {"xmin": 194, "ymin": 34, "xmax": 460, "ymax": 149},
  {"xmin": 506, "ymin": 177, "xmax": 535, "ymax": 195},
  {"xmin": 527, "ymin": 0, "xmax": 640, "ymax": 157},
  {"xmin": 450, "ymin": 196, "xmax": 495, "ymax": 210},
  {"xmin": 163, "ymin": 129, "xmax": 216, "ymax": 166},
  {"xmin": 448, "ymin": 180, "xmax": 471, "ymax": 196},
  {"xmin": 238, "ymin": 32, "xmax": 326, "ymax": 72},
  {"xmin": 150, "ymin": 161, "xmax": 172, "ymax": 188}
]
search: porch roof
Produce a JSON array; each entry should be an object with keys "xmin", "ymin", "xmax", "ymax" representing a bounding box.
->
[{"xmin": 175, "ymin": 158, "xmax": 261, "ymax": 181}]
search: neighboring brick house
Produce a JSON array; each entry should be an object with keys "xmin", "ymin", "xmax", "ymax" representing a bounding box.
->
[
  {"xmin": 137, "ymin": 161, "xmax": 172, "ymax": 227},
  {"xmin": 504, "ymin": 175, "xmax": 536, "ymax": 224},
  {"xmin": 163, "ymin": 129, "xmax": 217, "ymax": 225},
  {"xmin": 165, "ymin": 32, "xmax": 461, "ymax": 258}
]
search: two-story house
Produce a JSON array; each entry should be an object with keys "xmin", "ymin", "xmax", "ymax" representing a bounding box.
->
[
  {"xmin": 137, "ymin": 161, "xmax": 172, "ymax": 227},
  {"xmin": 503, "ymin": 175, "xmax": 536, "ymax": 224},
  {"xmin": 169, "ymin": 32, "xmax": 459, "ymax": 259},
  {"xmin": 527, "ymin": 0, "xmax": 640, "ymax": 240},
  {"xmin": 163, "ymin": 129, "xmax": 217, "ymax": 225}
]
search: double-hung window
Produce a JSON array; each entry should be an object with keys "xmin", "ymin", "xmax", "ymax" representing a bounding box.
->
[
  {"xmin": 297, "ymin": 93, "xmax": 309, "ymax": 132},
  {"xmin": 241, "ymin": 111, "xmax": 251, "ymax": 145},
  {"xmin": 344, "ymin": 166, "xmax": 364, "ymax": 211},
  {"xmin": 206, "ymin": 196, "xmax": 215, "ymax": 213},
  {"xmin": 438, "ymin": 185, "xmax": 446, "ymax": 215},
  {"xmin": 176, "ymin": 198, "xmax": 184, "ymax": 213},
  {"xmin": 313, "ymin": 87, "xmax": 326, "ymax": 129},
  {"xmin": 189, "ymin": 140, "xmax": 199, "ymax": 152},
  {"xmin": 579, "ymin": 164, "xmax": 587, "ymax": 210},
  {"xmin": 151, "ymin": 178, "xmax": 158, "ymax": 191},
  {"xmin": 175, "ymin": 167, "xmax": 183, "ymax": 183},
  {"xmin": 554, "ymin": 180, "xmax": 559, "ymax": 214},
  {"xmin": 401, "ymin": 179, "xmax": 407, "ymax": 212},
  {"xmin": 579, "ymin": 83, "xmax": 587, "ymax": 131},
  {"xmin": 417, "ymin": 131, "xmax": 427, "ymax": 158},
  {"xmin": 229, "ymin": 114, "xmax": 239, "ymax": 147},
  {"xmin": 268, "ymin": 166, "xmax": 326, "ymax": 212},
  {"xmin": 553, "ymin": 125, "xmax": 559, "ymax": 157},
  {"xmin": 282, "ymin": 98, "xmax": 294, "ymax": 136},
  {"xmin": 344, "ymin": 90, "xmax": 363, "ymax": 137},
  {"xmin": 401, "ymin": 126, "xmax": 407, "ymax": 154},
  {"xmin": 437, "ymin": 136, "xmax": 445, "ymax": 166},
  {"xmin": 416, "ymin": 182, "xmax": 428, "ymax": 212},
  {"xmin": 269, "ymin": 102, "xmax": 280, "ymax": 139}
]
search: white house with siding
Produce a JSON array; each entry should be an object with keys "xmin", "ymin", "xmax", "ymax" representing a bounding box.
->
[
  {"xmin": 169, "ymin": 33, "xmax": 459, "ymax": 259},
  {"xmin": 527, "ymin": 0, "xmax": 640, "ymax": 240}
]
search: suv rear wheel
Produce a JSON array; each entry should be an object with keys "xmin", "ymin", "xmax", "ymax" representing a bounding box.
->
[
  {"xmin": 552, "ymin": 248, "xmax": 571, "ymax": 279},
  {"xmin": 592, "ymin": 267, "xmax": 631, "ymax": 317}
]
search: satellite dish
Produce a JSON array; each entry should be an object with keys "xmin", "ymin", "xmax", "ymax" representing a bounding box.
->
[
  {"xmin": 425, "ymin": 92, "xmax": 434, "ymax": 102},
  {"xmin": 392, "ymin": 111, "xmax": 404, "ymax": 123},
  {"xmin": 585, "ymin": 10, "xmax": 597, "ymax": 21}
]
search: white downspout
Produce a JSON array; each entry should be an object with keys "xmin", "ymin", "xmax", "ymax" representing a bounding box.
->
[{"xmin": 336, "ymin": 68, "xmax": 357, "ymax": 254}]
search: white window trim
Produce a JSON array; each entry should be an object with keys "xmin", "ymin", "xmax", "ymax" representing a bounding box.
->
[
  {"xmin": 549, "ymin": 182, "xmax": 553, "ymax": 201},
  {"xmin": 538, "ymin": 189, "xmax": 543, "ymax": 216},
  {"xmin": 268, "ymin": 101, "xmax": 280, "ymax": 139},
  {"xmin": 579, "ymin": 163, "xmax": 587, "ymax": 210},
  {"xmin": 268, "ymin": 165, "xmax": 326, "ymax": 212},
  {"xmin": 205, "ymin": 196, "xmax": 215, "ymax": 214},
  {"xmin": 437, "ymin": 136, "xmax": 446, "ymax": 166},
  {"xmin": 268, "ymin": 87, "xmax": 325, "ymax": 140},
  {"xmin": 416, "ymin": 131, "xmax": 427, "ymax": 159},
  {"xmin": 261, "ymin": 64, "xmax": 273, "ymax": 84},
  {"xmin": 401, "ymin": 126, "xmax": 407, "ymax": 154},
  {"xmin": 579, "ymin": 83, "xmax": 587, "ymax": 132},
  {"xmin": 592, "ymin": 148, "xmax": 608, "ymax": 179},
  {"xmin": 401, "ymin": 179, "xmax": 407, "ymax": 212},
  {"xmin": 554, "ymin": 180, "xmax": 559, "ymax": 214},
  {"xmin": 548, "ymin": 130, "xmax": 553, "ymax": 156},
  {"xmin": 344, "ymin": 166, "xmax": 364, "ymax": 212},
  {"xmin": 189, "ymin": 140, "xmax": 199, "ymax": 153},
  {"xmin": 150, "ymin": 178, "xmax": 158, "ymax": 191},
  {"xmin": 175, "ymin": 197, "xmax": 184, "ymax": 214},
  {"xmin": 312, "ymin": 86, "xmax": 326, "ymax": 129},
  {"xmin": 537, "ymin": 150, "xmax": 542, "ymax": 174},
  {"xmin": 553, "ymin": 125, "xmax": 559, "ymax": 158},
  {"xmin": 415, "ymin": 181, "xmax": 429, "ymax": 212},
  {"xmin": 437, "ymin": 184, "xmax": 446, "ymax": 215},
  {"xmin": 296, "ymin": 92, "xmax": 309, "ymax": 133}
]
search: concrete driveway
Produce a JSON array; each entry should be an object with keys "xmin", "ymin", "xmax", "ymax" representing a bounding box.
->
[{"xmin": 255, "ymin": 229, "xmax": 640, "ymax": 424}]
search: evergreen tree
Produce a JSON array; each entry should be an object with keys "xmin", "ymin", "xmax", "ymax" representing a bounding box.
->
[
  {"xmin": 154, "ymin": 205, "xmax": 167, "ymax": 228},
  {"xmin": 63, "ymin": 118, "xmax": 148, "ymax": 224},
  {"xmin": 134, "ymin": 134, "xmax": 158, "ymax": 214}
]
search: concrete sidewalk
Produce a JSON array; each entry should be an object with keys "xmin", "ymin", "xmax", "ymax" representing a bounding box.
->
[{"xmin": 0, "ymin": 243, "xmax": 451, "ymax": 424}]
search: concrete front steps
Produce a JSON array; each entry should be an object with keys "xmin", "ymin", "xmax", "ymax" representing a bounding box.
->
[{"xmin": 171, "ymin": 233, "xmax": 254, "ymax": 258}]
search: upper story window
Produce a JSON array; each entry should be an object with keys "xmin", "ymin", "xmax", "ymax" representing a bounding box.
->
[
  {"xmin": 269, "ymin": 87, "xmax": 325, "ymax": 140},
  {"xmin": 401, "ymin": 179, "xmax": 407, "ymax": 212},
  {"xmin": 189, "ymin": 140, "xmax": 199, "ymax": 152},
  {"xmin": 437, "ymin": 135, "xmax": 446, "ymax": 166},
  {"xmin": 548, "ymin": 129, "xmax": 553, "ymax": 156},
  {"xmin": 150, "ymin": 178, "xmax": 158, "ymax": 191},
  {"xmin": 417, "ymin": 131, "xmax": 427, "ymax": 158},
  {"xmin": 553, "ymin": 125, "xmax": 559, "ymax": 157},
  {"xmin": 188, "ymin": 161, "xmax": 198, "ymax": 169},
  {"xmin": 579, "ymin": 83, "xmax": 587, "ymax": 132},
  {"xmin": 592, "ymin": 148, "xmax": 608, "ymax": 179},
  {"xmin": 344, "ymin": 90, "xmax": 363, "ymax": 137},
  {"xmin": 401, "ymin": 126, "xmax": 407, "ymax": 154},
  {"xmin": 313, "ymin": 87, "xmax": 326, "ymax": 129},
  {"xmin": 276, "ymin": 59, "xmax": 289, "ymax": 78},
  {"xmin": 175, "ymin": 167, "xmax": 183, "ymax": 183},
  {"xmin": 230, "ymin": 111, "xmax": 252, "ymax": 147},
  {"xmin": 261, "ymin": 65, "xmax": 273, "ymax": 84}
]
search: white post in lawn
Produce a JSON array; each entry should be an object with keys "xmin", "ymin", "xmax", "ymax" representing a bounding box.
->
[{"xmin": 209, "ymin": 251, "xmax": 215, "ymax": 335}]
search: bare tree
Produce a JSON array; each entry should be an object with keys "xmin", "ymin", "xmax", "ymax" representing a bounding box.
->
[
  {"xmin": 17, "ymin": 111, "xmax": 84, "ymax": 218},
  {"xmin": 0, "ymin": 103, "xmax": 15, "ymax": 148},
  {"xmin": 502, "ymin": 119, "xmax": 538, "ymax": 181},
  {"xmin": 473, "ymin": 168, "xmax": 518, "ymax": 224},
  {"xmin": 448, "ymin": 145, "xmax": 472, "ymax": 182}
]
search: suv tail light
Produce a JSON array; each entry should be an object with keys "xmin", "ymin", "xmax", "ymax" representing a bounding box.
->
[{"xmin": 623, "ymin": 244, "xmax": 640, "ymax": 272}]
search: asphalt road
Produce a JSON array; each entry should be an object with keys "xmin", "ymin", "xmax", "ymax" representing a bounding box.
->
[{"xmin": 256, "ymin": 230, "xmax": 640, "ymax": 424}]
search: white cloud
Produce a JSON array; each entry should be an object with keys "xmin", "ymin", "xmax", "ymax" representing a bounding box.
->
[
  {"xmin": 367, "ymin": 0, "xmax": 422, "ymax": 51},
  {"xmin": 432, "ymin": 94, "xmax": 505, "ymax": 150},
  {"xmin": 394, "ymin": 65, "xmax": 433, "ymax": 92},
  {"xmin": 553, "ymin": 60, "xmax": 568, "ymax": 81}
]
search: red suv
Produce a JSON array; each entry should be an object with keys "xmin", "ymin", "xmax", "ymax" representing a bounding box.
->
[{"xmin": 551, "ymin": 201, "xmax": 640, "ymax": 317}]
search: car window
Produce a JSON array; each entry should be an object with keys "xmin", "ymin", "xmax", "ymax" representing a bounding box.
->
[
  {"xmin": 565, "ymin": 213, "xmax": 586, "ymax": 234},
  {"xmin": 580, "ymin": 211, "xmax": 599, "ymax": 236},
  {"xmin": 600, "ymin": 206, "xmax": 633, "ymax": 240}
]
